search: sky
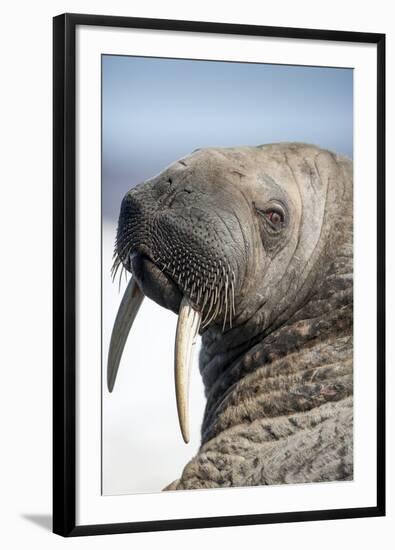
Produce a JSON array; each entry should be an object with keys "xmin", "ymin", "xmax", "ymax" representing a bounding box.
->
[{"xmin": 102, "ymin": 55, "xmax": 353, "ymax": 221}]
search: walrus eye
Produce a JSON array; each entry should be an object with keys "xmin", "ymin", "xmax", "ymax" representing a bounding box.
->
[
  {"xmin": 266, "ymin": 210, "xmax": 283, "ymax": 226},
  {"xmin": 254, "ymin": 202, "xmax": 286, "ymax": 231}
]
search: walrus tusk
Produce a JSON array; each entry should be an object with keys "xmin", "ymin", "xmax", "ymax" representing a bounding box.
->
[
  {"xmin": 108, "ymin": 279, "xmax": 201, "ymax": 443},
  {"xmin": 175, "ymin": 297, "xmax": 201, "ymax": 443},
  {"xmin": 107, "ymin": 277, "xmax": 144, "ymax": 392}
]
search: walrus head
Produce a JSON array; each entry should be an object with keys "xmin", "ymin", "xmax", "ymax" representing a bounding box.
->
[{"xmin": 108, "ymin": 143, "xmax": 352, "ymax": 443}]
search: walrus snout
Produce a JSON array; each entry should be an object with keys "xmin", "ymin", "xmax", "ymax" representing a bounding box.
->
[{"xmin": 115, "ymin": 172, "xmax": 246, "ymax": 329}]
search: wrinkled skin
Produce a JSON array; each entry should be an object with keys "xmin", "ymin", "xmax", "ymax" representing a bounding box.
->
[{"xmin": 115, "ymin": 143, "xmax": 353, "ymax": 489}]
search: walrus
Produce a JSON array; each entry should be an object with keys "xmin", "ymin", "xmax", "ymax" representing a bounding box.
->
[{"xmin": 108, "ymin": 142, "xmax": 353, "ymax": 489}]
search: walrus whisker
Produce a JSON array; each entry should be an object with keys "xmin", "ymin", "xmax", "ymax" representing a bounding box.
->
[
  {"xmin": 231, "ymin": 283, "xmax": 234, "ymax": 326},
  {"xmin": 213, "ymin": 291, "xmax": 222, "ymax": 323},
  {"xmin": 111, "ymin": 254, "xmax": 120, "ymax": 268},
  {"xmin": 111, "ymin": 256, "xmax": 121, "ymax": 278},
  {"xmin": 114, "ymin": 237, "xmax": 133, "ymax": 267},
  {"xmin": 118, "ymin": 266, "xmax": 125, "ymax": 292},
  {"xmin": 201, "ymin": 291, "xmax": 215, "ymax": 328},
  {"xmin": 197, "ymin": 285, "xmax": 202, "ymax": 305},
  {"xmin": 231, "ymin": 272, "xmax": 236, "ymax": 316},
  {"xmin": 112, "ymin": 260, "xmax": 121, "ymax": 283},
  {"xmin": 223, "ymin": 275, "xmax": 229, "ymax": 331},
  {"xmin": 201, "ymin": 289, "xmax": 209, "ymax": 311},
  {"xmin": 202, "ymin": 289, "xmax": 220, "ymax": 329}
]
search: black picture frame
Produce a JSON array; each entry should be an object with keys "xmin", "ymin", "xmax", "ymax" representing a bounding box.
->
[{"xmin": 53, "ymin": 12, "xmax": 386, "ymax": 537}]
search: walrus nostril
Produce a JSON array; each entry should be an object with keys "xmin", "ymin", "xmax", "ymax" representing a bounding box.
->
[{"xmin": 164, "ymin": 186, "xmax": 193, "ymax": 208}]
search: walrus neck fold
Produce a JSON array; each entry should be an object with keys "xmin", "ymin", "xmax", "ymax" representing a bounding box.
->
[{"xmin": 199, "ymin": 265, "xmax": 353, "ymax": 445}]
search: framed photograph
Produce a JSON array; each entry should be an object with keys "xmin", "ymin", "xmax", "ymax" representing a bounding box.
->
[{"xmin": 53, "ymin": 13, "xmax": 385, "ymax": 536}]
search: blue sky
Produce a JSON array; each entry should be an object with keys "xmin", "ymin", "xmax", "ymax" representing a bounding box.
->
[{"xmin": 102, "ymin": 55, "xmax": 353, "ymax": 221}]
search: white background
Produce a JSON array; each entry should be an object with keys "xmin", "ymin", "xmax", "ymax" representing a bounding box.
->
[{"xmin": 0, "ymin": 0, "xmax": 393, "ymax": 548}]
